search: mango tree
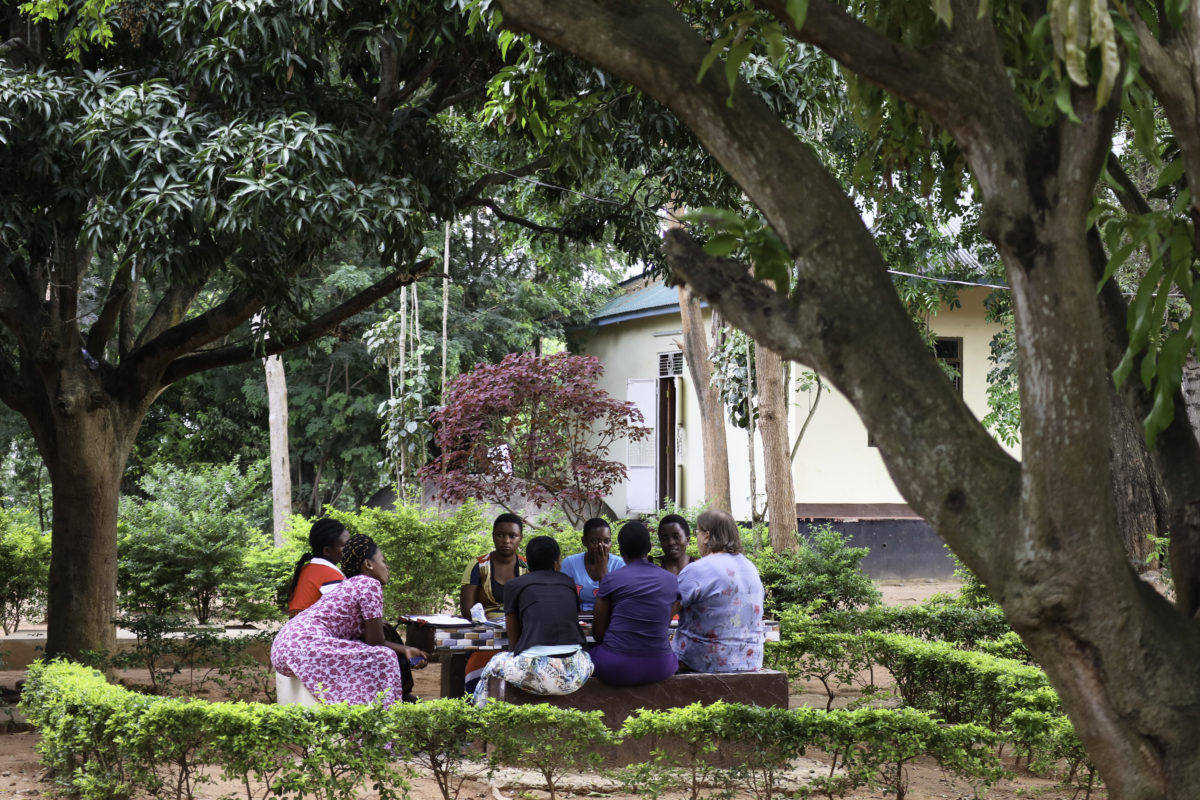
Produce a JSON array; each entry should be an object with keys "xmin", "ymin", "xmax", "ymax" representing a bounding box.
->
[{"xmin": 493, "ymin": 0, "xmax": 1200, "ymax": 797}]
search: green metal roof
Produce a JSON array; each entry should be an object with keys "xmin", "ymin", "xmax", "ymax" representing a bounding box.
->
[{"xmin": 590, "ymin": 278, "xmax": 682, "ymax": 326}]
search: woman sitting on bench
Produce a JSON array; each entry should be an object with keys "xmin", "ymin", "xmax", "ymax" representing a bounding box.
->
[
  {"xmin": 472, "ymin": 535, "xmax": 593, "ymax": 706},
  {"xmin": 672, "ymin": 509, "xmax": 765, "ymax": 673},
  {"xmin": 589, "ymin": 521, "xmax": 679, "ymax": 685},
  {"xmin": 271, "ymin": 534, "xmax": 428, "ymax": 706}
]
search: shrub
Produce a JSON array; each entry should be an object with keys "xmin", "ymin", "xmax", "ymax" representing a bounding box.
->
[
  {"xmin": 861, "ymin": 632, "xmax": 1050, "ymax": 728},
  {"xmin": 118, "ymin": 459, "xmax": 270, "ymax": 623},
  {"xmin": 754, "ymin": 524, "xmax": 881, "ymax": 617},
  {"xmin": 765, "ymin": 605, "xmax": 878, "ymax": 710},
  {"xmin": 331, "ymin": 501, "xmax": 489, "ymax": 616},
  {"xmin": 386, "ymin": 698, "xmax": 486, "ymax": 800},
  {"xmin": 481, "ymin": 703, "xmax": 614, "ymax": 800},
  {"xmin": 0, "ymin": 507, "xmax": 50, "ymax": 633},
  {"xmin": 821, "ymin": 603, "xmax": 1012, "ymax": 645}
]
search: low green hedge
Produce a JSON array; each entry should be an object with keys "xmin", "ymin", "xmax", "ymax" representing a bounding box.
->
[
  {"xmin": 765, "ymin": 620, "xmax": 1097, "ymax": 794},
  {"xmin": 22, "ymin": 661, "xmax": 1015, "ymax": 800},
  {"xmin": 821, "ymin": 603, "xmax": 1014, "ymax": 645}
]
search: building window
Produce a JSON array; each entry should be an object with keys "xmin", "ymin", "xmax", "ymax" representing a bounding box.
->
[
  {"xmin": 935, "ymin": 338, "xmax": 963, "ymax": 395},
  {"xmin": 658, "ymin": 351, "xmax": 684, "ymax": 377}
]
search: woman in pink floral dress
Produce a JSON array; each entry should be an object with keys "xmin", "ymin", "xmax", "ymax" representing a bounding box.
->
[{"xmin": 271, "ymin": 534, "xmax": 427, "ymax": 705}]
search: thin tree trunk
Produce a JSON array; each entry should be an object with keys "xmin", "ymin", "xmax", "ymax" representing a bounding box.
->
[
  {"xmin": 265, "ymin": 353, "xmax": 291, "ymax": 545},
  {"xmin": 442, "ymin": 220, "xmax": 450, "ymax": 404},
  {"xmin": 678, "ymin": 284, "xmax": 731, "ymax": 512},
  {"xmin": 745, "ymin": 335, "xmax": 759, "ymax": 524},
  {"xmin": 756, "ymin": 339, "xmax": 798, "ymax": 550}
]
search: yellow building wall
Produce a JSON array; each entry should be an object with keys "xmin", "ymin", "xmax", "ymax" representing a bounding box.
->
[{"xmin": 580, "ymin": 286, "xmax": 1019, "ymax": 519}]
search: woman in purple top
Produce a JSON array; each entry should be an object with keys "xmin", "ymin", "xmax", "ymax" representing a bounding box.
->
[
  {"xmin": 590, "ymin": 521, "xmax": 680, "ymax": 685},
  {"xmin": 672, "ymin": 509, "xmax": 765, "ymax": 673}
]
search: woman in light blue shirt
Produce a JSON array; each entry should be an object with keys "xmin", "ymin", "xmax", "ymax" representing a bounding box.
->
[
  {"xmin": 672, "ymin": 509, "xmax": 765, "ymax": 672},
  {"xmin": 559, "ymin": 518, "xmax": 624, "ymax": 612}
]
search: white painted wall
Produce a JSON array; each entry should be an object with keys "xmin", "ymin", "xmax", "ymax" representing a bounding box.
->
[{"xmin": 580, "ymin": 286, "xmax": 1019, "ymax": 519}]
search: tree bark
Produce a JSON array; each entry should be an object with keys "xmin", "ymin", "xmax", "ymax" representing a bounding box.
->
[
  {"xmin": 755, "ymin": 339, "xmax": 798, "ymax": 550},
  {"xmin": 1109, "ymin": 381, "xmax": 1168, "ymax": 569},
  {"xmin": 677, "ymin": 284, "xmax": 731, "ymax": 512},
  {"xmin": 1184, "ymin": 349, "xmax": 1200, "ymax": 447}
]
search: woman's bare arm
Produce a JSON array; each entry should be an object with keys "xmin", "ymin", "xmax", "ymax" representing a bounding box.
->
[{"xmin": 591, "ymin": 596, "xmax": 611, "ymax": 642}]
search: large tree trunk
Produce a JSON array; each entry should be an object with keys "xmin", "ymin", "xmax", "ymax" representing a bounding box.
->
[
  {"xmin": 755, "ymin": 339, "xmax": 798, "ymax": 550},
  {"xmin": 33, "ymin": 360, "xmax": 139, "ymax": 659},
  {"xmin": 678, "ymin": 285, "xmax": 731, "ymax": 512}
]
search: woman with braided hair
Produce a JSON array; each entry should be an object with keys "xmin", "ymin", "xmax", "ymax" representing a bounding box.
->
[
  {"xmin": 271, "ymin": 534, "xmax": 427, "ymax": 706},
  {"xmin": 286, "ymin": 518, "xmax": 350, "ymax": 617}
]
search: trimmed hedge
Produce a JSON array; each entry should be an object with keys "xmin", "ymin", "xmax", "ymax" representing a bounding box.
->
[
  {"xmin": 22, "ymin": 661, "xmax": 1014, "ymax": 800},
  {"xmin": 821, "ymin": 603, "xmax": 1013, "ymax": 645}
]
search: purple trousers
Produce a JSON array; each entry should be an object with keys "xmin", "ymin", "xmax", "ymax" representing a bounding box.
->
[{"xmin": 589, "ymin": 644, "xmax": 678, "ymax": 686}]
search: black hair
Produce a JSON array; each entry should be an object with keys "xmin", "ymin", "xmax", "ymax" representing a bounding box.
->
[
  {"xmin": 340, "ymin": 534, "xmax": 380, "ymax": 578},
  {"xmin": 493, "ymin": 512, "xmax": 525, "ymax": 534},
  {"xmin": 582, "ymin": 517, "xmax": 611, "ymax": 539},
  {"xmin": 525, "ymin": 535, "xmax": 560, "ymax": 571},
  {"xmin": 286, "ymin": 517, "xmax": 348, "ymax": 602},
  {"xmin": 658, "ymin": 514, "xmax": 691, "ymax": 538},
  {"xmin": 617, "ymin": 521, "xmax": 652, "ymax": 560}
]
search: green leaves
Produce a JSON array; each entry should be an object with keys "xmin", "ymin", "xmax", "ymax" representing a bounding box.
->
[{"xmin": 680, "ymin": 206, "xmax": 793, "ymax": 293}]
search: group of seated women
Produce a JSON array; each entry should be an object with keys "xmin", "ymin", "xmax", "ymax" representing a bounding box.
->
[
  {"xmin": 270, "ymin": 508, "xmax": 765, "ymax": 708},
  {"xmin": 462, "ymin": 509, "xmax": 765, "ymax": 706}
]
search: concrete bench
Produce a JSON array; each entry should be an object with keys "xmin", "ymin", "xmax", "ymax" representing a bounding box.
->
[{"xmin": 485, "ymin": 669, "xmax": 789, "ymax": 765}]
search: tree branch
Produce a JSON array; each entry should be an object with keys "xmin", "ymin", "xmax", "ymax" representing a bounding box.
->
[
  {"xmin": 1104, "ymin": 152, "xmax": 1154, "ymax": 216},
  {"xmin": 462, "ymin": 198, "xmax": 562, "ymax": 234},
  {"xmin": 458, "ymin": 157, "xmax": 551, "ymax": 206},
  {"xmin": 86, "ymin": 256, "xmax": 133, "ymax": 358},
  {"xmin": 132, "ymin": 279, "xmax": 205, "ymax": 352},
  {"xmin": 760, "ymin": 0, "xmax": 1032, "ymax": 191},
  {"xmin": 125, "ymin": 289, "xmax": 265, "ymax": 386},
  {"xmin": 160, "ymin": 258, "xmax": 433, "ymax": 385},
  {"xmin": 663, "ymin": 230, "xmax": 1020, "ymax": 566}
]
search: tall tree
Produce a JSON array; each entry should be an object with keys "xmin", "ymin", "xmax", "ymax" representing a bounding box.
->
[
  {"xmin": 496, "ymin": 1, "xmax": 1200, "ymax": 796},
  {"xmin": 678, "ymin": 284, "xmax": 733, "ymax": 513},
  {"xmin": 0, "ymin": 0, "xmax": 514, "ymax": 657}
]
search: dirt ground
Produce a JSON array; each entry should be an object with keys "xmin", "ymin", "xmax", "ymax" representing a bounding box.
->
[{"xmin": 0, "ymin": 579, "xmax": 1106, "ymax": 799}]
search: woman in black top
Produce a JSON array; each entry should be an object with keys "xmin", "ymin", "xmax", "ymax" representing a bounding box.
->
[{"xmin": 471, "ymin": 536, "xmax": 593, "ymax": 706}]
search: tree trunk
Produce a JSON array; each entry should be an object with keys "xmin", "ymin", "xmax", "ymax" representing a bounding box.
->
[
  {"xmin": 1109, "ymin": 382, "xmax": 1168, "ymax": 569},
  {"xmin": 677, "ymin": 284, "xmax": 731, "ymax": 512},
  {"xmin": 265, "ymin": 353, "xmax": 291, "ymax": 545},
  {"xmin": 1184, "ymin": 349, "xmax": 1200, "ymax": 447},
  {"xmin": 755, "ymin": 339, "xmax": 798, "ymax": 551},
  {"xmin": 37, "ymin": 365, "xmax": 136, "ymax": 659}
]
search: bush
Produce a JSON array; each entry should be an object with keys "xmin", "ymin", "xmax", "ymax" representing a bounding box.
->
[
  {"xmin": 754, "ymin": 524, "xmax": 881, "ymax": 617},
  {"xmin": 0, "ymin": 507, "xmax": 50, "ymax": 633},
  {"xmin": 118, "ymin": 459, "xmax": 271, "ymax": 623},
  {"xmin": 480, "ymin": 703, "xmax": 614, "ymax": 800},
  {"xmin": 821, "ymin": 603, "xmax": 1013, "ymax": 645},
  {"xmin": 861, "ymin": 632, "xmax": 1050, "ymax": 728},
  {"xmin": 331, "ymin": 501, "xmax": 489, "ymax": 616},
  {"xmin": 765, "ymin": 605, "xmax": 879, "ymax": 710}
]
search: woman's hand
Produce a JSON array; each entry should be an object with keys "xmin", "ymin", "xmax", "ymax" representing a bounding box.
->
[{"xmin": 403, "ymin": 646, "xmax": 429, "ymax": 667}]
